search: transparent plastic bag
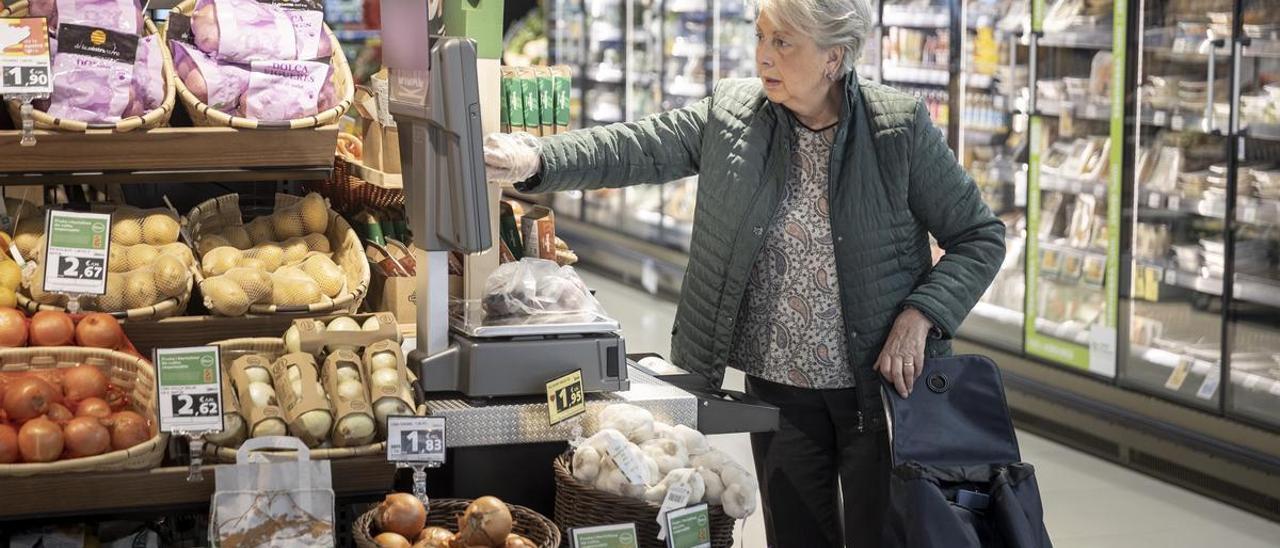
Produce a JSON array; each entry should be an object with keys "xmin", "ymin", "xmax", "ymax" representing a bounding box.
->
[{"xmin": 481, "ymin": 257, "xmax": 603, "ymax": 317}]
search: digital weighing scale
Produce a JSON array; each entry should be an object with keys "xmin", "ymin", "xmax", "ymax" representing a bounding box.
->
[{"xmin": 382, "ymin": 8, "xmax": 628, "ymax": 398}]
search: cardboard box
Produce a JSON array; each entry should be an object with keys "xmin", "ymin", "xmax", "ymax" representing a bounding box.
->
[
  {"xmin": 268, "ymin": 353, "xmax": 333, "ymax": 447},
  {"xmin": 292, "ymin": 311, "xmax": 399, "ymax": 355},
  {"xmin": 361, "ymin": 340, "xmax": 415, "ymax": 434},
  {"xmin": 521, "ymin": 205, "xmax": 556, "ymax": 260},
  {"xmin": 230, "ymin": 355, "xmax": 288, "ymax": 438},
  {"xmin": 320, "ymin": 350, "xmax": 377, "ymax": 447}
]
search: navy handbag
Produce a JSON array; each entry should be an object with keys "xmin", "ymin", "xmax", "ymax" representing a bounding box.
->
[{"xmin": 881, "ymin": 354, "xmax": 1053, "ymax": 548}]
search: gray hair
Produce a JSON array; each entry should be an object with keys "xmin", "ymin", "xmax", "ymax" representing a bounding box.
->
[{"xmin": 757, "ymin": 0, "xmax": 874, "ymax": 78}]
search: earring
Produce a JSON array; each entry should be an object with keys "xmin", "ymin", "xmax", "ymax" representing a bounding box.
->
[{"xmin": 826, "ymin": 71, "xmax": 837, "ymax": 81}]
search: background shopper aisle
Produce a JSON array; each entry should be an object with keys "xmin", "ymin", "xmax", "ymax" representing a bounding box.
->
[{"xmin": 576, "ymin": 268, "xmax": 1280, "ymax": 547}]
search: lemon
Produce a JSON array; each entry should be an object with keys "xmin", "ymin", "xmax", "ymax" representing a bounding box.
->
[{"xmin": 0, "ymin": 260, "xmax": 21, "ymax": 290}]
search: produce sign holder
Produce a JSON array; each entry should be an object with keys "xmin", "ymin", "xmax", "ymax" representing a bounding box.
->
[
  {"xmin": 353, "ymin": 497, "xmax": 562, "ymax": 548},
  {"xmin": 385, "ymin": 414, "xmax": 446, "ymax": 503},
  {"xmin": 40, "ymin": 209, "xmax": 111, "ymax": 313},
  {"xmin": 153, "ymin": 345, "xmax": 224, "ymax": 481},
  {"xmin": 0, "ymin": 346, "xmax": 166, "ymax": 477}
]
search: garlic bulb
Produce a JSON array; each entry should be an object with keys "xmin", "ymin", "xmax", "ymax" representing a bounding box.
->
[
  {"xmin": 572, "ymin": 446, "xmax": 603, "ymax": 483},
  {"xmin": 599, "ymin": 404, "xmax": 655, "ymax": 443},
  {"xmin": 370, "ymin": 351, "xmax": 399, "ymax": 371},
  {"xmin": 698, "ymin": 466, "xmax": 725, "ymax": 505}
]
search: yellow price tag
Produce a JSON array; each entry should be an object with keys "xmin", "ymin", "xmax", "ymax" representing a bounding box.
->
[
  {"xmin": 1143, "ymin": 266, "xmax": 1161, "ymax": 302},
  {"xmin": 546, "ymin": 370, "xmax": 586, "ymax": 426}
]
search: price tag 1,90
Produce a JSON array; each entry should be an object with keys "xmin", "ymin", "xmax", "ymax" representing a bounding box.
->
[
  {"xmin": 546, "ymin": 369, "xmax": 586, "ymax": 426},
  {"xmin": 155, "ymin": 346, "xmax": 224, "ymax": 434},
  {"xmin": 664, "ymin": 503, "xmax": 712, "ymax": 548},
  {"xmin": 0, "ymin": 18, "xmax": 53, "ymax": 96},
  {"xmin": 386, "ymin": 415, "xmax": 447, "ymax": 465},
  {"xmin": 42, "ymin": 210, "xmax": 111, "ymax": 295}
]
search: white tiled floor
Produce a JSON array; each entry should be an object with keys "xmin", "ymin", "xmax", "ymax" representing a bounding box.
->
[{"xmin": 579, "ymin": 268, "xmax": 1280, "ymax": 548}]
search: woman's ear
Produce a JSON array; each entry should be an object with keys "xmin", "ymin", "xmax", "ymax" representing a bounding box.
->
[{"xmin": 826, "ymin": 48, "xmax": 844, "ymax": 79}]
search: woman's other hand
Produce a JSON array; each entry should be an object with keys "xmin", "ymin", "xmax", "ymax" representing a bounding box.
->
[
  {"xmin": 483, "ymin": 132, "xmax": 542, "ymax": 183},
  {"xmin": 874, "ymin": 307, "xmax": 933, "ymax": 398}
]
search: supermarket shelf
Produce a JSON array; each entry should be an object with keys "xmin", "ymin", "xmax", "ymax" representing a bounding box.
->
[
  {"xmin": 0, "ymin": 127, "xmax": 337, "ymax": 184},
  {"xmin": 881, "ymin": 64, "xmax": 950, "ymax": 86},
  {"xmin": 963, "ymin": 127, "xmax": 1009, "ymax": 146},
  {"xmin": 1039, "ymin": 171, "xmax": 1108, "ymax": 198},
  {"xmin": 881, "ymin": 7, "xmax": 949, "ymax": 29},
  {"xmin": 1244, "ymin": 38, "xmax": 1280, "ymax": 59},
  {"xmin": 1135, "ymin": 344, "xmax": 1280, "ymax": 401},
  {"xmin": 1163, "ymin": 269, "xmax": 1280, "ymax": 309},
  {"xmin": 1035, "ymin": 100, "xmax": 1111, "ymax": 121},
  {"xmin": 958, "ymin": 301, "xmax": 1025, "ymax": 353},
  {"xmin": 1245, "ymin": 123, "xmax": 1280, "ymax": 142},
  {"xmin": 1035, "ymin": 29, "xmax": 1112, "ymax": 50},
  {"xmin": 0, "ymin": 456, "xmax": 397, "ymax": 521},
  {"xmin": 332, "ymin": 28, "xmax": 380, "ymax": 41},
  {"xmin": 1140, "ymin": 108, "xmax": 1224, "ymax": 136}
]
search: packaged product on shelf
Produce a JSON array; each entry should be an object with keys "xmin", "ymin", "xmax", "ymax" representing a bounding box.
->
[
  {"xmin": 520, "ymin": 205, "xmax": 555, "ymax": 261},
  {"xmin": 360, "ymin": 340, "xmax": 413, "ymax": 432},
  {"xmin": 46, "ymin": 24, "xmax": 137, "ymax": 124},
  {"xmin": 29, "ymin": 0, "xmax": 144, "ymax": 36},
  {"xmin": 552, "ymin": 65, "xmax": 571, "ymax": 134},
  {"xmin": 535, "ymin": 66, "xmax": 555, "ymax": 137},
  {"xmin": 229, "ymin": 354, "xmax": 289, "ymax": 438},
  {"xmin": 192, "ymin": 0, "xmax": 298, "ymax": 63},
  {"xmin": 286, "ymin": 312, "xmax": 399, "ymax": 355},
  {"xmin": 499, "ymin": 201, "xmax": 524, "ymax": 263},
  {"xmin": 516, "ymin": 66, "xmax": 541, "ymax": 136},
  {"xmin": 268, "ymin": 352, "xmax": 333, "ymax": 447},
  {"xmin": 239, "ymin": 60, "xmax": 333, "ymax": 121},
  {"xmin": 499, "ymin": 67, "xmax": 513, "ymax": 133},
  {"xmin": 321, "ymin": 349, "xmax": 376, "ymax": 447},
  {"xmin": 171, "ymin": 40, "xmax": 251, "ymax": 113},
  {"xmin": 481, "ymin": 257, "xmax": 601, "ymax": 318},
  {"xmin": 204, "ymin": 369, "xmax": 248, "ymax": 447},
  {"xmin": 166, "ymin": 11, "xmax": 196, "ymax": 44},
  {"xmin": 125, "ymin": 35, "xmax": 166, "ymax": 117},
  {"xmin": 502, "ymin": 66, "xmax": 526, "ymax": 134},
  {"xmin": 270, "ymin": 0, "xmax": 331, "ymax": 61}
]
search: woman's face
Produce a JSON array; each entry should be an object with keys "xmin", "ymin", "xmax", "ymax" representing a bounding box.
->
[{"xmin": 755, "ymin": 12, "xmax": 840, "ymax": 110}]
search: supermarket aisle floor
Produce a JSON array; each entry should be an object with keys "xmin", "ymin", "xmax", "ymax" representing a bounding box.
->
[{"xmin": 579, "ymin": 268, "xmax": 1280, "ymax": 548}]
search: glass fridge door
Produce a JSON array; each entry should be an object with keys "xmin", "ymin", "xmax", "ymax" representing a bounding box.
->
[
  {"xmin": 581, "ymin": 0, "xmax": 627, "ymax": 230},
  {"xmin": 956, "ymin": 0, "xmax": 1029, "ymax": 353},
  {"xmin": 1120, "ymin": 0, "xmax": 1233, "ymax": 410},
  {"xmin": 1228, "ymin": 0, "xmax": 1280, "ymax": 427},
  {"xmin": 1023, "ymin": 0, "xmax": 1125, "ymax": 377},
  {"xmin": 621, "ymin": 0, "xmax": 665, "ymax": 242},
  {"xmin": 881, "ymin": 0, "xmax": 954, "ymax": 141}
]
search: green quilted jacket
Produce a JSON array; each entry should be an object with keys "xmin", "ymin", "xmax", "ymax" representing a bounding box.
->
[{"xmin": 519, "ymin": 76, "xmax": 1005, "ymax": 431}]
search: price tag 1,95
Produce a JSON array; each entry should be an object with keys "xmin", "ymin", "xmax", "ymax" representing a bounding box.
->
[
  {"xmin": 0, "ymin": 18, "xmax": 53, "ymax": 96},
  {"xmin": 546, "ymin": 369, "xmax": 586, "ymax": 426},
  {"xmin": 387, "ymin": 415, "xmax": 446, "ymax": 464},
  {"xmin": 155, "ymin": 346, "xmax": 224, "ymax": 434},
  {"xmin": 42, "ymin": 210, "xmax": 111, "ymax": 295}
]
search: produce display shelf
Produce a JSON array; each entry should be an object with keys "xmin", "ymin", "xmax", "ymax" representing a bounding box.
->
[
  {"xmin": 1163, "ymin": 269, "xmax": 1280, "ymax": 309},
  {"xmin": 1245, "ymin": 123, "xmax": 1280, "ymax": 142},
  {"xmin": 1039, "ymin": 171, "xmax": 1108, "ymax": 198},
  {"xmin": 881, "ymin": 64, "xmax": 950, "ymax": 87},
  {"xmin": 0, "ymin": 456, "xmax": 397, "ymax": 522},
  {"xmin": 1034, "ymin": 29, "xmax": 1113, "ymax": 51},
  {"xmin": 881, "ymin": 7, "xmax": 949, "ymax": 29},
  {"xmin": 1134, "ymin": 344, "xmax": 1280, "ymax": 398},
  {"xmin": 0, "ymin": 127, "xmax": 338, "ymax": 184},
  {"xmin": 349, "ymin": 162, "xmax": 404, "ymax": 190}
]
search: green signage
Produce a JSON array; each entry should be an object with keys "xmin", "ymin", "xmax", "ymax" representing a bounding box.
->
[
  {"xmin": 571, "ymin": 523, "xmax": 638, "ymax": 548},
  {"xmin": 665, "ymin": 504, "xmax": 711, "ymax": 548},
  {"xmin": 157, "ymin": 350, "xmax": 219, "ymax": 386},
  {"xmin": 49, "ymin": 215, "xmax": 107, "ymax": 250},
  {"xmin": 154, "ymin": 346, "xmax": 224, "ymax": 434}
]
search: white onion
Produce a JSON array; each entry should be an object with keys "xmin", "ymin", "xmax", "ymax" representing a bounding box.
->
[
  {"xmin": 370, "ymin": 352, "xmax": 399, "ymax": 371},
  {"xmin": 362, "ymin": 316, "xmax": 380, "ymax": 331},
  {"xmin": 287, "ymin": 365, "xmax": 302, "ymax": 381},
  {"xmin": 297, "ymin": 410, "xmax": 332, "ymax": 443},
  {"xmin": 370, "ymin": 368, "xmax": 400, "ymax": 390},
  {"xmin": 284, "ymin": 325, "xmax": 302, "ymax": 353},
  {"xmin": 245, "ymin": 368, "xmax": 271, "ymax": 384},
  {"xmin": 327, "ymin": 317, "xmax": 359, "ymax": 331},
  {"xmin": 336, "ymin": 367, "xmax": 361, "ymax": 382},
  {"xmin": 374, "ymin": 398, "xmax": 412, "ymax": 425},
  {"xmin": 290, "ymin": 381, "xmax": 303, "ymax": 395},
  {"xmin": 334, "ymin": 414, "xmax": 376, "ymax": 446},
  {"xmin": 248, "ymin": 382, "xmax": 277, "ymax": 407},
  {"xmin": 206, "ymin": 413, "xmax": 246, "ymax": 445},
  {"xmin": 252, "ymin": 418, "xmax": 287, "ymax": 438},
  {"xmin": 337, "ymin": 380, "xmax": 364, "ymax": 401}
]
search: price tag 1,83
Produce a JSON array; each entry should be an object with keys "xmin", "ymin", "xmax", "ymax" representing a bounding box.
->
[
  {"xmin": 155, "ymin": 346, "xmax": 224, "ymax": 434},
  {"xmin": 0, "ymin": 18, "xmax": 53, "ymax": 96},
  {"xmin": 42, "ymin": 210, "xmax": 111, "ymax": 295},
  {"xmin": 546, "ymin": 369, "xmax": 586, "ymax": 426},
  {"xmin": 386, "ymin": 415, "xmax": 446, "ymax": 464}
]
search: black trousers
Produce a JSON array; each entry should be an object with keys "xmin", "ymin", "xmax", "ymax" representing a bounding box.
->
[{"xmin": 747, "ymin": 376, "xmax": 891, "ymax": 548}]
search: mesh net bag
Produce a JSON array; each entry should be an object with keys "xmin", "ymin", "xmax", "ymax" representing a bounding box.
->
[
  {"xmin": 200, "ymin": 267, "xmax": 275, "ymax": 316},
  {"xmin": 269, "ymin": 267, "xmax": 324, "ymax": 306},
  {"xmin": 109, "ymin": 207, "xmax": 182, "ymax": 247},
  {"xmin": 21, "ymin": 229, "xmax": 194, "ymax": 313}
]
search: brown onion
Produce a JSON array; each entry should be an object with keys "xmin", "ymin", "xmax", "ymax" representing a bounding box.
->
[
  {"xmin": 0, "ymin": 423, "xmax": 17, "ymax": 463},
  {"xmin": 372, "ymin": 532, "xmax": 411, "ymax": 548},
  {"xmin": 63, "ymin": 416, "xmax": 111, "ymax": 457},
  {"xmin": 414, "ymin": 526, "xmax": 454, "ymax": 548},
  {"xmin": 74, "ymin": 313, "xmax": 125, "ymax": 349},
  {"xmin": 4, "ymin": 377, "xmax": 54, "ymax": 422},
  {"xmin": 454, "ymin": 496, "xmax": 513, "ymax": 547},
  {"xmin": 503, "ymin": 533, "xmax": 538, "ymax": 548},
  {"xmin": 0, "ymin": 307, "xmax": 28, "ymax": 347},
  {"xmin": 63, "ymin": 364, "xmax": 109, "ymax": 403},
  {"xmin": 28, "ymin": 310, "xmax": 75, "ymax": 346},
  {"xmin": 106, "ymin": 411, "xmax": 150, "ymax": 450},
  {"xmin": 46, "ymin": 402, "xmax": 73, "ymax": 423},
  {"xmin": 76, "ymin": 397, "xmax": 112, "ymax": 419},
  {"xmin": 18, "ymin": 416, "xmax": 63, "ymax": 462},
  {"xmin": 377, "ymin": 493, "xmax": 427, "ymax": 539}
]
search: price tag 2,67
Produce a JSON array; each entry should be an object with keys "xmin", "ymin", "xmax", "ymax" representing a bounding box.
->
[
  {"xmin": 546, "ymin": 369, "xmax": 586, "ymax": 426},
  {"xmin": 387, "ymin": 415, "xmax": 446, "ymax": 465},
  {"xmin": 0, "ymin": 18, "xmax": 53, "ymax": 96},
  {"xmin": 43, "ymin": 210, "xmax": 111, "ymax": 296}
]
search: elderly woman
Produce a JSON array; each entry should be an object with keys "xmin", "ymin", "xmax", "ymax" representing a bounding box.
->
[{"xmin": 485, "ymin": 0, "xmax": 1005, "ymax": 544}]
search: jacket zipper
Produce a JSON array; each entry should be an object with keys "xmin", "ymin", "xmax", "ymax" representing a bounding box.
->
[
  {"xmin": 826, "ymin": 92, "xmax": 869, "ymax": 434},
  {"xmin": 726, "ymin": 125, "xmax": 791, "ymax": 353}
]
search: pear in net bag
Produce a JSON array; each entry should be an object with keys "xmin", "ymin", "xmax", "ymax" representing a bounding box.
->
[
  {"xmin": 201, "ymin": 267, "xmax": 273, "ymax": 316},
  {"xmin": 94, "ymin": 258, "xmax": 192, "ymax": 312},
  {"xmin": 271, "ymin": 193, "xmax": 329, "ymax": 239},
  {"xmin": 110, "ymin": 207, "xmax": 182, "ymax": 247}
]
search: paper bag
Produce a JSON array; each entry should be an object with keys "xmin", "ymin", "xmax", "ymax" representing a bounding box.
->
[{"xmin": 210, "ymin": 436, "xmax": 335, "ymax": 547}]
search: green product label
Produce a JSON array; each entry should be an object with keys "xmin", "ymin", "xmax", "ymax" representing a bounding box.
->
[
  {"xmin": 158, "ymin": 350, "xmax": 219, "ymax": 386},
  {"xmin": 538, "ymin": 72, "xmax": 554, "ymax": 128},
  {"xmin": 1031, "ymin": 0, "xmax": 1044, "ymax": 32},
  {"xmin": 554, "ymin": 73, "xmax": 571, "ymax": 125},
  {"xmin": 507, "ymin": 76, "xmax": 526, "ymax": 128},
  {"xmin": 500, "ymin": 77, "xmax": 510, "ymax": 126},
  {"xmin": 522, "ymin": 77, "xmax": 541, "ymax": 127},
  {"xmin": 667, "ymin": 505, "xmax": 712, "ymax": 548},
  {"xmin": 1024, "ymin": 116, "xmax": 1042, "ymax": 347},
  {"xmin": 573, "ymin": 526, "xmax": 638, "ymax": 548},
  {"xmin": 49, "ymin": 215, "xmax": 108, "ymax": 250},
  {"xmin": 1106, "ymin": 0, "xmax": 1126, "ymax": 331},
  {"xmin": 1027, "ymin": 336, "xmax": 1090, "ymax": 370}
]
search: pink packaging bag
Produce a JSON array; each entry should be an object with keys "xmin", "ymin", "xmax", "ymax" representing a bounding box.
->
[
  {"xmin": 238, "ymin": 59, "xmax": 330, "ymax": 121},
  {"xmin": 31, "ymin": 0, "xmax": 144, "ymax": 36},
  {"xmin": 192, "ymin": 0, "xmax": 298, "ymax": 63},
  {"xmin": 263, "ymin": 0, "xmax": 330, "ymax": 60},
  {"xmin": 124, "ymin": 34, "xmax": 165, "ymax": 117},
  {"xmin": 171, "ymin": 40, "xmax": 251, "ymax": 113},
  {"xmin": 46, "ymin": 23, "xmax": 136, "ymax": 123}
]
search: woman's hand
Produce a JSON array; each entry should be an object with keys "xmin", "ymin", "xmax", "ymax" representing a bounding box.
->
[
  {"xmin": 483, "ymin": 132, "xmax": 542, "ymax": 183},
  {"xmin": 874, "ymin": 307, "xmax": 934, "ymax": 398}
]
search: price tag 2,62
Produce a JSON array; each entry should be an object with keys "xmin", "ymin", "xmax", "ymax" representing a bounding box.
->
[
  {"xmin": 0, "ymin": 18, "xmax": 53, "ymax": 96},
  {"xmin": 154, "ymin": 346, "xmax": 223, "ymax": 482},
  {"xmin": 43, "ymin": 210, "xmax": 111, "ymax": 296},
  {"xmin": 547, "ymin": 369, "xmax": 586, "ymax": 426}
]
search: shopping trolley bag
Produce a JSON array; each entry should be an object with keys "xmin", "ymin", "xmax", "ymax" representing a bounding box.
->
[
  {"xmin": 881, "ymin": 354, "xmax": 1052, "ymax": 548},
  {"xmin": 209, "ymin": 436, "xmax": 336, "ymax": 547}
]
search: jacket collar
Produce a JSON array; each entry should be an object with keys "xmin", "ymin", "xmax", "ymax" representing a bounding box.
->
[{"xmin": 766, "ymin": 70, "xmax": 864, "ymax": 134}]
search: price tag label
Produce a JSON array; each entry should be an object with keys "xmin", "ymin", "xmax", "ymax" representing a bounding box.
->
[
  {"xmin": 1165, "ymin": 356, "xmax": 1192, "ymax": 391},
  {"xmin": 1168, "ymin": 195, "xmax": 1181, "ymax": 211},
  {"xmin": 546, "ymin": 369, "xmax": 586, "ymax": 426},
  {"xmin": 606, "ymin": 435, "xmax": 649, "ymax": 485},
  {"xmin": 0, "ymin": 18, "xmax": 52, "ymax": 96},
  {"xmin": 1143, "ymin": 266, "xmax": 1161, "ymax": 302},
  {"xmin": 155, "ymin": 346, "xmax": 224, "ymax": 434},
  {"xmin": 1153, "ymin": 110, "xmax": 1168, "ymax": 126},
  {"xmin": 1088, "ymin": 325, "xmax": 1117, "ymax": 378},
  {"xmin": 664, "ymin": 503, "xmax": 712, "ymax": 548},
  {"xmin": 571, "ymin": 523, "xmax": 639, "ymax": 548},
  {"xmin": 1171, "ymin": 115, "xmax": 1185, "ymax": 132},
  {"xmin": 386, "ymin": 415, "xmax": 446, "ymax": 464},
  {"xmin": 1242, "ymin": 374, "xmax": 1261, "ymax": 391},
  {"xmin": 1196, "ymin": 372, "xmax": 1220, "ymax": 400},
  {"xmin": 42, "ymin": 210, "xmax": 111, "ymax": 295}
]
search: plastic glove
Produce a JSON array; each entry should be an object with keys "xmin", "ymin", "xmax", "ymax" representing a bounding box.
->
[{"xmin": 483, "ymin": 132, "xmax": 542, "ymax": 183}]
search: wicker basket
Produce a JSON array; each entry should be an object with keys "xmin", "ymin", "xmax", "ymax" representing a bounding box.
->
[
  {"xmin": 353, "ymin": 498, "xmax": 562, "ymax": 548},
  {"xmin": 0, "ymin": 2, "xmax": 177, "ymax": 132},
  {"xmin": 0, "ymin": 347, "xmax": 166, "ymax": 476},
  {"xmin": 307, "ymin": 157, "xmax": 405, "ymax": 214},
  {"xmin": 552, "ymin": 453, "xmax": 737, "ymax": 548},
  {"xmin": 202, "ymin": 337, "xmax": 423, "ymax": 462},
  {"xmin": 186, "ymin": 193, "xmax": 370, "ymax": 316},
  {"xmin": 162, "ymin": 0, "xmax": 354, "ymax": 130}
]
